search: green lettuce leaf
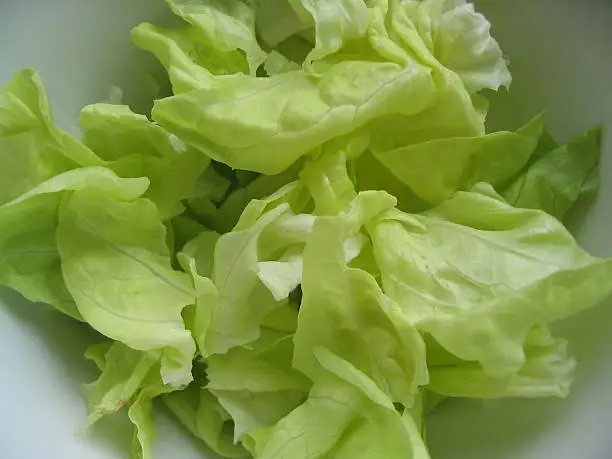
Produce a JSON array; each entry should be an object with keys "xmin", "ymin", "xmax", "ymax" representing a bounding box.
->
[
  {"xmin": 503, "ymin": 126, "xmax": 602, "ymax": 220},
  {"xmin": 140, "ymin": 0, "xmax": 505, "ymax": 175},
  {"xmin": 245, "ymin": 348, "xmax": 431, "ymax": 459},
  {"xmin": 207, "ymin": 327, "xmax": 310, "ymax": 440},
  {"xmin": 427, "ymin": 324, "xmax": 576, "ymax": 399},
  {"xmin": 83, "ymin": 342, "xmax": 161, "ymax": 426},
  {"xmin": 164, "ymin": 385, "xmax": 249, "ymax": 458},
  {"xmin": 80, "ymin": 103, "xmax": 182, "ymax": 161},
  {"xmin": 83, "ymin": 342, "xmax": 172, "ymax": 459},
  {"xmin": 180, "ymin": 190, "xmax": 297, "ymax": 356},
  {"xmin": 299, "ymin": 135, "xmax": 365, "ymax": 215},
  {"xmin": 365, "ymin": 0, "xmax": 487, "ymax": 146},
  {"xmin": 294, "ymin": 215, "xmax": 428, "ymax": 406},
  {"xmin": 166, "ymin": 0, "xmax": 266, "ymax": 75},
  {"xmin": 0, "ymin": 69, "xmax": 104, "ymax": 206},
  {"xmin": 57, "ymin": 187, "xmax": 196, "ymax": 387},
  {"xmin": 372, "ymin": 114, "xmax": 544, "ymax": 205},
  {"xmin": 132, "ymin": 23, "xmax": 226, "ymax": 93},
  {"xmin": 128, "ymin": 390, "xmax": 158, "ymax": 459},
  {"xmin": 81, "ymin": 103, "xmax": 210, "ymax": 219},
  {"xmin": 292, "ymin": 0, "xmax": 370, "ymax": 62},
  {"xmin": 370, "ymin": 183, "xmax": 612, "ymax": 377},
  {"xmin": 0, "ymin": 168, "xmax": 148, "ymax": 320},
  {"xmin": 408, "ymin": 0, "xmax": 511, "ymax": 93},
  {"xmin": 151, "ymin": 60, "xmax": 435, "ymax": 174}
]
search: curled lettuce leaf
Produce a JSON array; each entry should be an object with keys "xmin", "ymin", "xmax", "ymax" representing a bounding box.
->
[
  {"xmin": 245, "ymin": 348, "xmax": 431, "ymax": 459},
  {"xmin": 151, "ymin": 61, "xmax": 435, "ymax": 174},
  {"xmin": 180, "ymin": 187, "xmax": 300, "ymax": 356},
  {"xmin": 57, "ymin": 187, "xmax": 196, "ymax": 387},
  {"xmin": 409, "ymin": 0, "xmax": 512, "ymax": 93},
  {"xmin": 81, "ymin": 103, "xmax": 210, "ymax": 218},
  {"xmin": 427, "ymin": 324, "xmax": 576, "ymax": 399},
  {"xmin": 166, "ymin": 0, "xmax": 266, "ymax": 75},
  {"xmin": 503, "ymin": 126, "xmax": 602, "ymax": 220},
  {"xmin": 207, "ymin": 328, "xmax": 310, "ymax": 440},
  {"xmin": 137, "ymin": 0, "xmax": 510, "ymax": 174},
  {"xmin": 294, "ymin": 215, "xmax": 428, "ymax": 406},
  {"xmin": 370, "ymin": 183, "xmax": 612, "ymax": 377},
  {"xmin": 84, "ymin": 342, "xmax": 172, "ymax": 459},
  {"xmin": 293, "ymin": 0, "xmax": 370, "ymax": 62},
  {"xmin": 164, "ymin": 385, "xmax": 249, "ymax": 458},
  {"xmin": 372, "ymin": 114, "xmax": 544, "ymax": 205},
  {"xmin": 0, "ymin": 167, "xmax": 148, "ymax": 320}
]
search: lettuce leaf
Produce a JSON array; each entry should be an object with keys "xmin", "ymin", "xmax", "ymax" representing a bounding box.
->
[
  {"xmin": 372, "ymin": 114, "xmax": 544, "ymax": 205},
  {"xmin": 83, "ymin": 342, "xmax": 162, "ymax": 426},
  {"xmin": 409, "ymin": 0, "xmax": 512, "ymax": 93},
  {"xmin": 179, "ymin": 182, "xmax": 308, "ymax": 357},
  {"xmin": 164, "ymin": 385, "xmax": 249, "ymax": 458},
  {"xmin": 84, "ymin": 341, "xmax": 172, "ymax": 459},
  {"xmin": 151, "ymin": 60, "xmax": 435, "ymax": 174},
  {"xmin": 166, "ymin": 0, "xmax": 266, "ymax": 75},
  {"xmin": 427, "ymin": 324, "xmax": 576, "ymax": 399},
  {"xmin": 294, "ymin": 215, "xmax": 428, "ymax": 406},
  {"xmin": 0, "ymin": 168, "xmax": 148, "ymax": 320},
  {"xmin": 245, "ymin": 348, "xmax": 431, "ymax": 459},
  {"xmin": 57, "ymin": 187, "xmax": 196, "ymax": 387},
  {"xmin": 293, "ymin": 0, "xmax": 370, "ymax": 62},
  {"xmin": 503, "ymin": 126, "xmax": 602, "ymax": 220},
  {"xmin": 81, "ymin": 103, "xmax": 210, "ymax": 218},
  {"xmin": 370, "ymin": 183, "xmax": 612, "ymax": 377},
  {"xmin": 139, "ymin": 0, "xmax": 509, "ymax": 174},
  {"xmin": 0, "ymin": 70, "xmax": 100, "ymax": 206},
  {"xmin": 207, "ymin": 327, "xmax": 310, "ymax": 440}
]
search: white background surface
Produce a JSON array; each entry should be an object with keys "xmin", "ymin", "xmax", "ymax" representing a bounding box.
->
[{"xmin": 1, "ymin": 1, "xmax": 611, "ymax": 458}]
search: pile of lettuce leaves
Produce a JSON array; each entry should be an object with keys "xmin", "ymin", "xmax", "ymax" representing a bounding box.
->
[{"xmin": 1, "ymin": 1, "xmax": 610, "ymax": 458}]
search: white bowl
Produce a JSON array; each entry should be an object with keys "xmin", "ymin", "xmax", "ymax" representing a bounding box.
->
[{"xmin": 1, "ymin": 1, "xmax": 611, "ymax": 458}]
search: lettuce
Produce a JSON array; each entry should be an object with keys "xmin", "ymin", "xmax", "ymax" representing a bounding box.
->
[
  {"xmin": 503, "ymin": 126, "xmax": 602, "ymax": 220},
  {"xmin": 244, "ymin": 348, "xmax": 431, "ymax": 459},
  {"xmin": 370, "ymin": 183, "xmax": 612, "ymax": 377},
  {"xmin": 164, "ymin": 385, "xmax": 250, "ymax": 458},
  {"xmin": 294, "ymin": 215, "xmax": 428, "ymax": 406},
  {"xmin": 57, "ymin": 187, "xmax": 197, "ymax": 387},
  {"xmin": 0, "ymin": 1, "xmax": 610, "ymax": 459}
]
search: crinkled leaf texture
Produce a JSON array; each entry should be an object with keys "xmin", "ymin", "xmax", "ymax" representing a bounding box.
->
[
  {"xmin": 207, "ymin": 327, "xmax": 311, "ymax": 441},
  {"xmin": 372, "ymin": 114, "xmax": 544, "ymax": 205},
  {"xmin": 427, "ymin": 324, "xmax": 576, "ymax": 399},
  {"xmin": 0, "ymin": 167, "xmax": 148, "ymax": 321},
  {"xmin": 370, "ymin": 183, "xmax": 612, "ymax": 377},
  {"xmin": 410, "ymin": 0, "xmax": 512, "ymax": 93},
  {"xmin": 166, "ymin": 0, "xmax": 267, "ymax": 75},
  {"xmin": 503, "ymin": 126, "xmax": 602, "ymax": 221},
  {"xmin": 164, "ymin": 385, "xmax": 250, "ymax": 458},
  {"xmin": 83, "ymin": 342, "xmax": 172, "ymax": 459},
  {"xmin": 135, "ymin": 0, "xmax": 510, "ymax": 174},
  {"xmin": 294, "ymin": 215, "xmax": 428, "ymax": 406},
  {"xmin": 0, "ymin": 1, "xmax": 609, "ymax": 459},
  {"xmin": 245, "ymin": 348, "xmax": 431, "ymax": 459},
  {"xmin": 57, "ymin": 187, "xmax": 196, "ymax": 387},
  {"xmin": 81, "ymin": 103, "xmax": 211, "ymax": 219}
]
